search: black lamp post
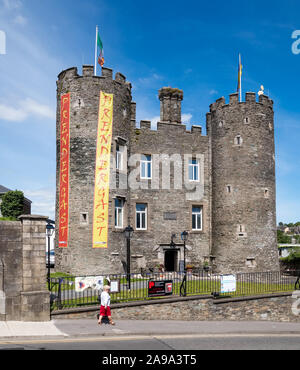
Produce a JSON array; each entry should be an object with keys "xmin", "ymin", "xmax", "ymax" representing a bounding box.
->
[
  {"xmin": 124, "ymin": 225, "xmax": 134, "ymax": 290},
  {"xmin": 46, "ymin": 222, "xmax": 55, "ymax": 290},
  {"xmin": 180, "ymin": 230, "xmax": 188, "ymax": 297}
]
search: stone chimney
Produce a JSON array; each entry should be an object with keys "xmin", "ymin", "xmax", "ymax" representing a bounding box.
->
[{"xmin": 159, "ymin": 87, "xmax": 183, "ymax": 124}]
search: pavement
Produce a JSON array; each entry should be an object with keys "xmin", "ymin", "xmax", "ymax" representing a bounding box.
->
[{"xmin": 1, "ymin": 319, "xmax": 300, "ymax": 340}]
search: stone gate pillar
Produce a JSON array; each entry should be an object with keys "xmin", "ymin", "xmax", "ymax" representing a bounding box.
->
[{"xmin": 19, "ymin": 215, "xmax": 50, "ymax": 321}]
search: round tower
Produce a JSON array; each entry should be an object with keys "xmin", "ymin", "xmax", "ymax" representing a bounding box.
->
[
  {"xmin": 207, "ymin": 92, "xmax": 279, "ymax": 273},
  {"xmin": 55, "ymin": 65, "xmax": 132, "ymax": 275}
]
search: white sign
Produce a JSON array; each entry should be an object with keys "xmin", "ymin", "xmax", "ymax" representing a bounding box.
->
[
  {"xmin": 220, "ymin": 274, "xmax": 236, "ymax": 293},
  {"xmin": 110, "ymin": 280, "xmax": 119, "ymax": 293}
]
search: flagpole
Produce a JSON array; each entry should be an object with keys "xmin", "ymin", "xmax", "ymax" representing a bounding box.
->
[
  {"xmin": 239, "ymin": 53, "xmax": 242, "ymax": 102},
  {"xmin": 94, "ymin": 25, "xmax": 98, "ymax": 76}
]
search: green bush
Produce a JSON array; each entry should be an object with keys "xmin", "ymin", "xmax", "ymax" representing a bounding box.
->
[
  {"xmin": 0, "ymin": 190, "xmax": 24, "ymax": 219},
  {"xmin": 280, "ymin": 249, "xmax": 300, "ymax": 263},
  {"xmin": 277, "ymin": 230, "xmax": 292, "ymax": 244}
]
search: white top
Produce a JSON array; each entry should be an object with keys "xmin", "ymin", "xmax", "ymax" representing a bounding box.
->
[{"xmin": 100, "ymin": 291, "xmax": 110, "ymax": 307}]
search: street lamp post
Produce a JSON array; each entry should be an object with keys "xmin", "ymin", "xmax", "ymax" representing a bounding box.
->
[
  {"xmin": 46, "ymin": 222, "xmax": 55, "ymax": 291},
  {"xmin": 124, "ymin": 225, "xmax": 134, "ymax": 290},
  {"xmin": 180, "ymin": 230, "xmax": 188, "ymax": 297}
]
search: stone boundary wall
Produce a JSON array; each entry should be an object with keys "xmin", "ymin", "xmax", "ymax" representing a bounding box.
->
[
  {"xmin": 0, "ymin": 215, "xmax": 50, "ymax": 321},
  {"xmin": 51, "ymin": 292, "xmax": 300, "ymax": 322}
]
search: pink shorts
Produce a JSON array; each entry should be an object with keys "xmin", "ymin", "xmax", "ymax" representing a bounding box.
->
[{"xmin": 100, "ymin": 305, "xmax": 111, "ymax": 316}]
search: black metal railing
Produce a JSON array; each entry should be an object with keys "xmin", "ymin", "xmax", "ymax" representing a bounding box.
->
[{"xmin": 49, "ymin": 269, "xmax": 299, "ymax": 311}]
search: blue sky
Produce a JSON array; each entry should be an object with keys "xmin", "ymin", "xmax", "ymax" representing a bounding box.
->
[{"xmin": 0, "ymin": 0, "xmax": 299, "ymax": 222}]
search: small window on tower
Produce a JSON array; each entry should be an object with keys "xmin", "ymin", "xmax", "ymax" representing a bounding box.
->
[
  {"xmin": 219, "ymin": 120, "xmax": 225, "ymax": 128},
  {"xmin": 244, "ymin": 117, "xmax": 250, "ymax": 124},
  {"xmin": 234, "ymin": 135, "xmax": 243, "ymax": 146},
  {"xmin": 237, "ymin": 224, "xmax": 246, "ymax": 237},
  {"xmin": 80, "ymin": 212, "xmax": 88, "ymax": 224},
  {"xmin": 264, "ymin": 189, "xmax": 269, "ymax": 198},
  {"xmin": 226, "ymin": 185, "xmax": 232, "ymax": 193}
]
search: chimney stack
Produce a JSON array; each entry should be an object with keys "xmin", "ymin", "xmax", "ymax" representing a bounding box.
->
[{"xmin": 158, "ymin": 87, "xmax": 183, "ymax": 124}]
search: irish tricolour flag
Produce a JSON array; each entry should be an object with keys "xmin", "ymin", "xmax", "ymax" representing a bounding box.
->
[{"xmin": 95, "ymin": 26, "xmax": 104, "ymax": 75}]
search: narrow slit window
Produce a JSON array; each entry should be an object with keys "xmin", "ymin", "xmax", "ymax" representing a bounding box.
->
[
  {"xmin": 234, "ymin": 135, "xmax": 243, "ymax": 146},
  {"xmin": 80, "ymin": 212, "xmax": 88, "ymax": 224}
]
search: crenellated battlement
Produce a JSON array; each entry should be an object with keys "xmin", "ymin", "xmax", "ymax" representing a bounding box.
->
[
  {"xmin": 209, "ymin": 92, "xmax": 273, "ymax": 112},
  {"xmin": 57, "ymin": 65, "xmax": 132, "ymax": 91},
  {"xmin": 133, "ymin": 119, "xmax": 204, "ymax": 136}
]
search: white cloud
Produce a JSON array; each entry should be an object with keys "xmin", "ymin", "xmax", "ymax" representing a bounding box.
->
[
  {"xmin": 3, "ymin": 0, "xmax": 22, "ymax": 10},
  {"xmin": 137, "ymin": 73, "xmax": 163, "ymax": 87},
  {"xmin": 147, "ymin": 115, "xmax": 160, "ymax": 130},
  {"xmin": 146, "ymin": 113, "xmax": 193, "ymax": 130},
  {"xmin": 0, "ymin": 98, "xmax": 55, "ymax": 122},
  {"xmin": 182, "ymin": 113, "xmax": 192, "ymax": 124},
  {"xmin": 209, "ymin": 89, "xmax": 218, "ymax": 95},
  {"xmin": 14, "ymin": 15, "xmax": 27, "ymax": 25},
  {"xmin": 25, "ymin": 188, "xmax": 55, "ymax": 220},
  {"xmin": 0, "ymin": 103, "xmax": 26, "ymax": 121}
]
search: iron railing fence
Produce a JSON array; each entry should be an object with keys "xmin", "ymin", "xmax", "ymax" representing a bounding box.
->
[{"xmin": 49, "ymin": 269, "xmax": 300, "ymax": 311}]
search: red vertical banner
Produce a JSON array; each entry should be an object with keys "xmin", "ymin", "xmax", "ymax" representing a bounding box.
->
[{"xmin": 58, "ymin": 93, "xmax": 70, "ymax": 248}]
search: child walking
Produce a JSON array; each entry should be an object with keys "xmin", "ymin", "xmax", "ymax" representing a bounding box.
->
[{"xmin": 98, "ymin": 285, "xmax": 115, "ymax": 325}]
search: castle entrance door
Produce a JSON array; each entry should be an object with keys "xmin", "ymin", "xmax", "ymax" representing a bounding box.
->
[{"xmin": 164, "ymin": 249, "xmax": 178, "ymax": 272}]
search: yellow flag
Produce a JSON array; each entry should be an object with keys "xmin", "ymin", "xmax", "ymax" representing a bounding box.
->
[{"xmin": 92, "ymin": 91, "xmax": 113, "ymax": 248}]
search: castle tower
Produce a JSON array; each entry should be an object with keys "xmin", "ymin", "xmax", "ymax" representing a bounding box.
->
[
  {"xmin": 159, "ymin": 87, "xmax": 183, "ymax": 123},
  {"xmin": 207, "ymin": 92, "xmax": 279, "ymax": 273},
  {"xmin": 55, "ymin": 65, "xmax": 132, "ymax": 274}
]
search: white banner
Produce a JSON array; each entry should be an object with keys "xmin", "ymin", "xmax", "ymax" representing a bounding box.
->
[{"xmin": 75, "ymin": 276, "xmax": 104, "ymax": 292}]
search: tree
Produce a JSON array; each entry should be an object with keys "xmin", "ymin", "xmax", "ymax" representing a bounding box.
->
[
  {"xmin": 0, "ymin": 190, "xmax": 24, "ymax": 219},
  {"xmin": 277, "ymin": 229, "xmax": 292, "ymax": 244}
]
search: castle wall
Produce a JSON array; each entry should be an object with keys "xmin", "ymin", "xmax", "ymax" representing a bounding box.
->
[
  {"xmin": 208, "ymin": 92, "xmax": 279, "ymax": 272},
  {"xmin": 129, "ymin": 120, "xmax": 211, "ymax": 270},
  {"xmin": 54, "ymin": 64, "xmax": 279, "ymax": 276}
]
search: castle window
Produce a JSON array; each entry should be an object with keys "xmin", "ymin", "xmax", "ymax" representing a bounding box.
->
[
  {"xmin": 219, "ymin": 120, "xmax": 225, "ymax": 128},
  {"xmin": 244, "ymin": 117, "xmax": 250, "ymax": 124},
  {"xmin": 114, "ymin": 198, "xmax": 124, "ymax": 228},
  {"xmin": 116, "ymin": 144, "xmax": 124, "ymax": 171},
  {"xmin": 264, "ymin": 188, "xmax": 269, "ymax": 198},
  {"xmin": 140, "ymin": 155, "xmax": 152, "ymax": 179},
  {"xmin": 188, "ymin": 158, "xmax": 199, "ymax": 181},
  {"xmin": 246, "ymin": 257, "xmax": 256, "ymax": 268},
  {"xmin": 237, "ymin": 224, "xmax": 246, "ymax": 237},
  {"xmin": 226, "ymin": 185, "xmax": 232, "ymax": 193},
  {"xmin": 192, "ymin": 206, "xmax": 203, "ymax": 231},
  {"xmin": 136, "ymin": 203, "xmax": 147, "ymax": 230},
  {"xmin": 80, "ymin": 212, "xmax": 88, "ymax": 224},
  {"xmin": 234, "ymin": 135, "xmax": 243, "ymax": 146}
]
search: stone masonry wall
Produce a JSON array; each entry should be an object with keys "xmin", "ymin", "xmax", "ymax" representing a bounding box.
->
[
  {"xmin": 208, "ymin": 93, "xmax": 278, "ymax": 273},
  {"xmin": 0, "ymin": 215, "xmax": 50, "ymax": 321},
  {"xmin": 0, "ymin": 221, "xmax": 22, "ymax": 321},
  {"xmin": 52, "ymin": 294, "xmax": 300, "ymax": 323},
  {"xmin": 129, "ymin": 120, "xmax": 211, "ymax": 271}
]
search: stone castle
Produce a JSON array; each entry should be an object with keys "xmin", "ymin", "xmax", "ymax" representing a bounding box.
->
[{"xmin": 55, "ymin": 65, "xmax": 279, "ymax": 275}]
